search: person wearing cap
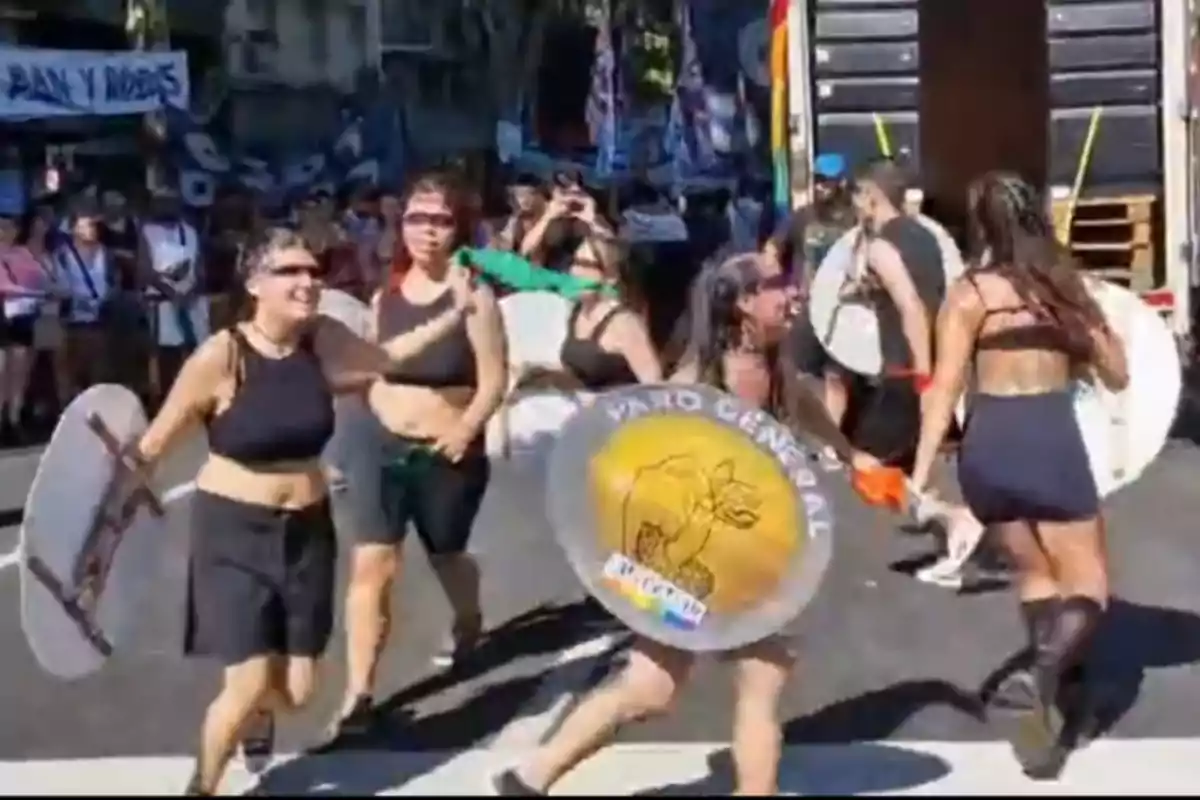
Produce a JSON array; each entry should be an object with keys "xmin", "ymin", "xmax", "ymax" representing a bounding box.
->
[{"xmin": 763, "ymin": 152, "xmax": 857, "ymax": 469}]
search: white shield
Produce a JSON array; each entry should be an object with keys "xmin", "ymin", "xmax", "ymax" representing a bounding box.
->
[
  {"xmin": 20, "ymin": 386, "xmax": 186, "ymax": 680},
  {"xmin": 499, "ymin": 291, "xmax": 573, "ymax": 373},
  {"xmin": 808, "ymin": 215, "xmax": 966, "ymax": 376}
]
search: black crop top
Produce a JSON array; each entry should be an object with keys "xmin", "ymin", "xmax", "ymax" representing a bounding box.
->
[
  {"xmin": 206, "ymin": 329, "xmax": 335, "ymax": 465},
  {"xmin": 377, "ymin": 288, "xmax": 477, "ymax": 387},
  {"xmin": 560, "ymin": 305, "xmax": 638, "ymax": 390}
]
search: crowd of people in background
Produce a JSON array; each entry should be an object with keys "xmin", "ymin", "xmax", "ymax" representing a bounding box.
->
[{"xmin": 0, "ymin": 162, "xmax": 786, "ymax": 450}]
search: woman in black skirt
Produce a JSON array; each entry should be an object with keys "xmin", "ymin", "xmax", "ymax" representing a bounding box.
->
[
  {"xmin": 111, "ymin": 227, "xmax": 476, "ymax": 794},
  {"xmin": 909, "ymin": 172, "xmax": 1128, "ymax": 776}
]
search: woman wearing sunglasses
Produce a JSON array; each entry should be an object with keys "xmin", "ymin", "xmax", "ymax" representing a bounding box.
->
[
  {"xmin": 105, "ymin": 226, "xmax": 474, "ymax": 795},
  {"xmin": 337, "ymin": 170, "xmax": 507, "ymax": 731}
]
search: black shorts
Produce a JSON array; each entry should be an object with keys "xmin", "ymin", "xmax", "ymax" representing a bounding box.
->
[
  {"xmin": 846, "ymin": 377, "xmax": 922, "ymax": 474},
  {"xmin": 4, "ymin": 315, "xmax": 34, "ymax": 348},
  {"xmin": 184, "ymin": 491, "xmax": 337, "ymax": 665},
  {"xmin": 372, "ymin": 434, "xmax": 490, "ymax": 555}
]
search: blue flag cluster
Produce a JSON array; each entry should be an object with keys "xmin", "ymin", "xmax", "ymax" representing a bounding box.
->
[
  {"xmin": 165, "ymin": 101, "xmax": 406, "ymax": 210},
  {"xmin": 511, "ymin": 0, "xmax": 769, "ymax": 191}
]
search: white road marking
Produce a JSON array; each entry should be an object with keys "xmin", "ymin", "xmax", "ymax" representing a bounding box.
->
[
  {"xmin": 161, "ymin": 481, "xmax": 195, "ymax": 505},
  {"xmin": 0, "ymin": 548, "xmax": 19, "ymax": 571},
  {"xmin": 0, "ymin": 739, "xmax": 1198, "ymax": 795},
  {"xmin": 0, "ymin": 482, "xmax": 197, "ymax": 574}
]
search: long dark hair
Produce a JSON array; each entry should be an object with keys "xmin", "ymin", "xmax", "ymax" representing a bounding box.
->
[
  {"xmin": 966, "ymin": 172, "xmax": 1107, "ymax": 359},
  {"xmin": 684, "ymin": 248, "xmax": 787, "ymax": 417},
  {"xmin": 386, "ymin": 169, "xmax": 475, "ymax": 293}
]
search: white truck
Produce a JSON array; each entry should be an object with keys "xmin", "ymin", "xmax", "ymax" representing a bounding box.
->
[{"xmin": 782, "ymin": 0, "xmax": 1196, "ymax": 353}]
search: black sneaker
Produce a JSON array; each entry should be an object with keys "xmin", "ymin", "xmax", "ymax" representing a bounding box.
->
[
  {"xmin": 333, "ymin": 694, "xmax": 376, "ymax": 739},
  {"xmin": 492, "ymin": 769, "xmax": 545, "ymax": 796},
  {"xmin": 239, "ymin": 711, "xmax": 275, "ymax": 775}
]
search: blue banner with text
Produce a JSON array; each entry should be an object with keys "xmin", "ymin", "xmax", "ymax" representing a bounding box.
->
[{"xmin": 0, "ymin": 46, "xmax": 190, "ymax": 120}]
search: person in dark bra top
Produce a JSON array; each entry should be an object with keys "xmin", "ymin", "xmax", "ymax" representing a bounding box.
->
[
  {"xmin": 101, "ymin": 227, "xmax": 472, "ymax": 795},
  {"xmin": 338, "ymin": 170, "xmax": 507, "ymax": 732},
  {"xmin": 555, "ymin": 221, "xmax": 661, "ymax": 390},
  {"xmin": 910, "ymin": 173, "xmax": 1128, "ymax": 778}
]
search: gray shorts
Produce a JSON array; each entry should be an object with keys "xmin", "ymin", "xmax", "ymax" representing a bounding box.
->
[{"xmin": 324, "ymin": 400, "xmax": 390, "ymax": 542}]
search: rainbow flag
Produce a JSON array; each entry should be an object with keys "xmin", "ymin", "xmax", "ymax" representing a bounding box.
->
[{"xmin": 769, "ymin": 0, "xmax": 790, "ymax": 216}]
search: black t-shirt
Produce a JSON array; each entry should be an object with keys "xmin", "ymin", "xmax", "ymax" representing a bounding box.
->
[
  {"xmin": 770, "ymin": 206, "xmax": 855, "ymax": 282},
  {"xmin": 873, "ymin": 216, "xmax": 945, "ymax": 370}
]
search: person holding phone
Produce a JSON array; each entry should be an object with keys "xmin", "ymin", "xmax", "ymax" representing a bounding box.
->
[{"xmin": 516, "ymin": 178, "xmax": 613, "ymax": 270}]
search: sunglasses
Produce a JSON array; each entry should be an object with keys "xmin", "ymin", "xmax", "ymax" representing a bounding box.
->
[
  {"xmin": 267, "ymin": 263, "xmax": 324, "ymax": 278},
  {"xmin": 402, "ymin": 212, "xmax": 456, "ymax": 228}
]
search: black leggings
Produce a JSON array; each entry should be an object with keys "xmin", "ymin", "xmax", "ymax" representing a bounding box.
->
[
  {"xmin": 185, "ymin": 491, "xmax": 337, "ymax": 665},
  {"xmin": 369, "ymin": 434, "xmax": 490, "ymax": 555}
]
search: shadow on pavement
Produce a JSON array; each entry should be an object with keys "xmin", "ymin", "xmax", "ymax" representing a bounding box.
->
[
  {"xmin": 977, "ymin": 597, "xmax": 1200, "ymax": 740},
  {"xmin": 635, "ymin": 742, "xmax": 950, "ymax": 795},
  {"xmin": 252, "ymin": 599, "xmax": 629, "ymax": 795},
  {"xmin": 783, "ymin": 679, "xmax": 984, "ymax": 744}
]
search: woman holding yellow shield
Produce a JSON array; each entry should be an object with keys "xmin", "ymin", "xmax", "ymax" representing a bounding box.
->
[{"xmin": 493, "ymin": 250, "xmax": 880, "ymax": 797}]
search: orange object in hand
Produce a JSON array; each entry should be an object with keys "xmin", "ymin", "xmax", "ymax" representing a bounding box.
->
[{"xmin": 851, "ymin": 465, "xmax": 909, "ymax": 512}]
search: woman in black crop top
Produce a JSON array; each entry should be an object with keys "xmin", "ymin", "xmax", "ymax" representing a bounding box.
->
[
  {"xmin": 522, "ymin": 210, "xmax": 661, "ymax": 392},
  {"xmin": 910, "ymin": 173, "xmax": 1129, "ymax": 777},
  {"xmin": 495, "ymin": 250, "xmax": 881, "ymax": 797},
  {"xmin": 337, "ymin": 170, "xmax": 508, "ymax": 732},
  {"xmin": 102, "ymin": 227, "xmax": 474, "ymax": 795}
]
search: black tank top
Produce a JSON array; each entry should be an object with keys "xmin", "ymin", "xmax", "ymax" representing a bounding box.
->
[
  {"xmin": 872, "ymin": 217, "xmax": 946, "ymax": 370},
  {"xmin": 560, "ymin": 305, "xmax": 638, "ymax": 390},
  {"xmin": 206, "ymin": 329, "xmax": 335, "ymax": 465},
  {"xmin": 377, "ymin": 288, "xmax": 476, "ymax": 387}
]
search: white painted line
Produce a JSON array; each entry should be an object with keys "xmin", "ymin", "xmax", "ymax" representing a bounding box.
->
[
  {"xmin": 0, "ymin": 548, "xmax": 19, "ymax": 571},
  {"xmin": 0, "ymin": 482, "xmax": 196, "ymax": 574},
  {"xmin": 1, "ymin": 739, "xmax": 1199, "ymax": 795},
  {"xmin": 161, "ymin": 481, "xmax": 195, "ymax": 505}
]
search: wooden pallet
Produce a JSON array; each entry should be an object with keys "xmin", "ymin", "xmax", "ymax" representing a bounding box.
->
[{"xmin": 1051, "ymin": 194, "xmax": 1157, "ymax": 292}]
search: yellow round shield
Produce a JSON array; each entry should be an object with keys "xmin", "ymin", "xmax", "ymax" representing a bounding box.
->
[
  {"xmin": 589, "ymin": 414, "xmax": 803, "ymax": 616},
  {"xmin": 547, "ymin": 384, "xmax": 833, "ymax": 652}
]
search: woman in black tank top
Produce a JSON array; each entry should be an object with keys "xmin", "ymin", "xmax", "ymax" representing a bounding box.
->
[
  {"xmin": 338, "ymin": 170, "xmax": 509, "ymax": 732},
  {"xmin": 517, "ymin": 222, "xmax": 661, "ymax": 393},
  {"xmin": 100, "ymin": 227, "xmax": 471, "ymax": 795},
  {"xmin": 494, "ymin": 250, "xmax": 880, "ymax": 797},
  {"xmin": 909, "ymin": 173, "xmax": 1129, "ymax": 777}
]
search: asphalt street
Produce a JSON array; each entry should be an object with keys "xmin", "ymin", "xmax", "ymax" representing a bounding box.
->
[{"xmin": 1, "ymin": 418, "xmax": 1199, "ymax": 794}]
